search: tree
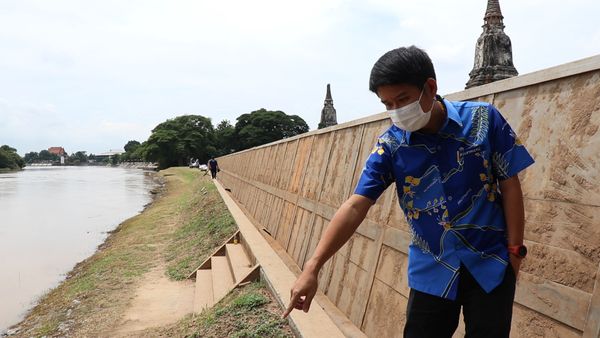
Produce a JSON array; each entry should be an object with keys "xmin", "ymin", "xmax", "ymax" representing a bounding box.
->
[
  {"xmin": 68, "ymin": 151, "xmax": 88, "ymax": 165},
  {"xmin": 110, "ymin": 154, "xmax": 121, "ymax": 166},
  {"xmin": 214, "ymin": 119, "xmax": 237, "ymax": 156},
  {"xmin": 0, "ymin": 145, "xmax": 25, "ymax": 169},
  {"xmin": 234, "ymin": 108, "xmax": 309, "ymax": 150},
  {"xmin": 121, "ymin": 140, "xmax": 145, "ymax": 162},
  {"xmin": 24, "ymin": 151, "xmax": 39, "ymax": 163},
  {"xmin": 124, "ymin": 140, "xmax": 141, "ymax": 153},
  {"xmin": 131, "ymin": 142, "xmax": 148, "ymax": 161},
  {"xmin": 144, "ymin": 115, "xmax": 216, "ymax": 169},
  {"xmin": 38, "ymin": 150, "xmax": 59, "ymax": 162}
]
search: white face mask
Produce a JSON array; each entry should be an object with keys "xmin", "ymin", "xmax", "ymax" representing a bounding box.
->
[{"xmin": 387, "ymin": 87, "xmax": 436, "ymax": 132}]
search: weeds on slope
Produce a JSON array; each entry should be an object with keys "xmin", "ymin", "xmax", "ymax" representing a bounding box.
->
[
  {"xmin": 141, "ymin": 281, "xmax": 294, "ymax": 338},
  {"xmin": 164, "ymin": 176, "xmax": 236, "ymax": 280}
]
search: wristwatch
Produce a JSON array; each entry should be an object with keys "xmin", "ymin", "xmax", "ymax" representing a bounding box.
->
[{"xmin": 508, "ymin": 245, "xmax": 527, "ymax": 258}]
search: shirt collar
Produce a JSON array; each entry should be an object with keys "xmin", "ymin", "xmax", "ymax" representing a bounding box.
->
[
  {"xmin": 401, "ymin": 97, "xmax": 463, "ymax": 145},
  {"xmin": 444, "ymin": 98, "xmax": 463, "ymax": 128}
]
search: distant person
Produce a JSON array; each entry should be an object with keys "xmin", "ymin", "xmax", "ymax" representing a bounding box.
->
[
  {"xmin": 207, "ymin": 158, "xmax": 219, "ymax": 179},
  {"xmin": 284, "ymin": 46, "xmax": 534, "ymax": 338}
]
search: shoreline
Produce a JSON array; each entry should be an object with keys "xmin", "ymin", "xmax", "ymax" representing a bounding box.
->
[
  {"xmin": 3, "ymin": 168, "xmax": 229, "ymax": 336},
  {"xmin": 3, "ymin": 167, "xmax": 291, "ymax": 337},
  {"xmin": 1, "ymin": 169, "xmax": 163, "ymax": 336},
  {"xmin": 0, "ymin": 168, "xmax": 23, "ymax": 174}
]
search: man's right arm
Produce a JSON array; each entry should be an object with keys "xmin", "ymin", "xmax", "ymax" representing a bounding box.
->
[{"xmin": 282, "ymin": 193, "xmax": 374, "ymax": 318}]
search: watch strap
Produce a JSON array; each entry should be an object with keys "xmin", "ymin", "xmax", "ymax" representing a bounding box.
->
[{"xmin": 508, "ymin": 245, "xmax": 527, "ymax": 258}]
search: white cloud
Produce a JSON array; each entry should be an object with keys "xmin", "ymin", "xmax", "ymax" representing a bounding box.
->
[{"xmin": 1, "ymin": 0, "xmax": 599, "ymax": 154}]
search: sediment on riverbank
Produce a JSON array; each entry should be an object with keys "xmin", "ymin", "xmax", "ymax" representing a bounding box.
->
[
  {"xmin": 0, "ymin": 168, "xmax": 23, "ymax": 174},
  {"xmin": 5, "ymin": 167, "xmax": 291, "ymax": 337},
  {"xmin": 118, "ymin": 162, "xmax": 158, "ymax": 170}
]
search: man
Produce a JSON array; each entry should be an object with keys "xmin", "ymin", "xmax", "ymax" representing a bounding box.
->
[
  {"xmin": 208, "ymin": 157, "xmax": 219, "ymax": 179},
  {"xmin": 283, "ymin": 46, "xmax": 533, "ymax": 338}
]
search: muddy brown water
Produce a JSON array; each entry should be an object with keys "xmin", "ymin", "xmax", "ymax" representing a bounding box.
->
[{"xmin": 0, "ymin": 166, "xmax": 158, "ymax": 332}]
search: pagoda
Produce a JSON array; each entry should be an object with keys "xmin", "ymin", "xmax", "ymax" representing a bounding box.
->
[
  {"xmin": 466, "ymin": 0, "xmax": 518, "ymax": 88},
  {"xmin": 318, "ymin": 84, "xmax": 337, "ymax": 129}
]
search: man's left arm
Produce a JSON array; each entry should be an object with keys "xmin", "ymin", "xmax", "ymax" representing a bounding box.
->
[
  {"xmin": 499, "ymin": 175, "xmax": 525, "ymax": 277},
  {"xmin": 487, "ymin": 104, "xmax": 535, "ymax": 278}
]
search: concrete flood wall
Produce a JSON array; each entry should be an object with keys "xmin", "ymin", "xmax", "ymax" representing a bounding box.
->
[{"xmin": 217, "ymin": 55, "xmax": 600, "ymax": 338}]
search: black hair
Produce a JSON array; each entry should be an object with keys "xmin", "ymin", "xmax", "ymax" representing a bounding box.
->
[{"xmin": 369, "ymin": 45, "xmax": 436, "ymax": 93}]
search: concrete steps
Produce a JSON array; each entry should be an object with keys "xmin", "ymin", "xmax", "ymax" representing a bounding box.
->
[
  {"xmin": 226, "ymin": 243, "xmax": 253, "ymax": 282},
  {"xmin": 211, "ymin": 256, "xmax": 235, "ymax": 301},
  {"xmin": 190, "ymin": 232, "xmax": 258, "ymax": 313},
  {"xmin": 193, "ymin": 268, "xmax": 214, "ymax": 312}
]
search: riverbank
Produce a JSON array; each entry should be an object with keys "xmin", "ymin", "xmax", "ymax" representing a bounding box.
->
[
  {"xmin": 4, "ymin": 167, "xmax": 291, "ymax": 337},
  {"xmin": 0, "ymin": 168, "xmax": 22, "ymax": 174}
]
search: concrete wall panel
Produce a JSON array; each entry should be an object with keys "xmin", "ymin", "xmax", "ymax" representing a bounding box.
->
[
  {"xmin": 275, "ymin": 141, "xmax": 298, "ymax": 191},
  {"xmin": 287, "ymin": 207, "xmax": 314, "ymax": 266},
  {"xmin": 301, "ymin": 133, "xmax": 333, "ymax": 200},
  {"xmin": 387, "ymin": 192, "xmax": 410, "ymax": 232},
  {"xmin": 325, "ymin": 249, "xmax": 372, "ymax": 325},
  {"xmin": 524, "ymin": 197, "xmax": 600, "ymax": 265},
  {"xmin": 304, "ymin": 215, "xmax": 329, "ymax": 269},
  {"xmin": 320, "ymin": 126, "xmax": 364, "ymax": 208},
  {"xmin": 361, "ymin": 279, "xmax": 407, "ymax": 338},
  {"xmin": 288, "ymin": 136, "xmax": 314, "ymax": 194},
  {"xmin": 265, "ymin": 195, "xmax": 284, "ymax": 237},
  {"xmin": 491, "ymin": 72, "xmax": 600, "ymax": 206},
  {"xmin": 511, "ymin": 304, "xmax": 582, "ymax": 338},
  {"xmin": 275, "ymin": 201, "xmax": 297, "ymax": 248},
  {"xmin": 375, "ymin": 245, "xmax": 410, "ymax": 297}
]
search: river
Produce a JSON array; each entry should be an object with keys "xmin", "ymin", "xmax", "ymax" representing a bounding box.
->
[{"xmin": 0, "ymin": 166, "xmax": 158, "ymax": 332}]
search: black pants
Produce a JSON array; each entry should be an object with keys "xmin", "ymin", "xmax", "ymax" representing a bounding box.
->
[
  {"xmin": 210, "ymin": 169, "xmax": 217, "ymax": 179},
  {"xmin": 404, "ymin": 266, "xmax": 516, "ymax": 338}
]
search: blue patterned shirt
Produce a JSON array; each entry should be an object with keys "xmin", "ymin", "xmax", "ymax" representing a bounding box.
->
[{"xmin": 354, "ymin": 98, "xmax": 534, "ymax": 300}]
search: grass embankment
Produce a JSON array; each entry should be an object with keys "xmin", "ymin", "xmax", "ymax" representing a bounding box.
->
[
  {"xmin": 136, "ymin": 281, "xmax": 292, "ymax": 338},
  {"xmin": 10, "ymin": 168, "xmax": 292, "ymax": 337}
]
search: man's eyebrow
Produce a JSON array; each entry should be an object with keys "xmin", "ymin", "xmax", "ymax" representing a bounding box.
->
[{"xmin": 381, "ymin": 93, "xmax": 408, "ymax": 104}]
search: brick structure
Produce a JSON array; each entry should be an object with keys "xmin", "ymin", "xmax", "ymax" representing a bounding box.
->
[
  {"xmin": 48, "ymin": 147, "xmax": 67, "ymax": 156},
  {"xmin": 466, "ymin": 0, "xmax": 518, "ymax": 88},
  {"xmin": 318, "ymin": 84, "xmax": 337, "ymax": 129}
]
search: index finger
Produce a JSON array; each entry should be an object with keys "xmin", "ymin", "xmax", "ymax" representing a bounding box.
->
[{"xmin": 282, "ymin": 291, "xmax": 300, "ymax": 318}]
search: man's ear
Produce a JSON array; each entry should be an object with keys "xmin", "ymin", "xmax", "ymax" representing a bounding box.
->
[
  {"xmin": 374, "ymin": 87, "xmax": 382, "ymax": 98},
  {"xmin": 426, "ymin": 77, "xmax": 438, "ymax": 97}
]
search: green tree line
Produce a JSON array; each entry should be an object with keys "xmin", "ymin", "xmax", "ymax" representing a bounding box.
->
[
  {"xmin": 0, "ymin": 145, "xmax": 25, "ymax": 170},
  {"xmin": 5, "ymin": 108, "xmax": 309, "ymax": 170},
  {"xmin": 23, "ymin": 150, "xmax": 95, "ymax": 165},
  {"xmin": 120, "ymin": 108, "xmax": 309, "ymax": 169}
]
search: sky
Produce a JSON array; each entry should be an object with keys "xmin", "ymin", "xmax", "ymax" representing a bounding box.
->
[{"xmin": 1, "ymin": 0, "xmax": 599, "ymax": 155}]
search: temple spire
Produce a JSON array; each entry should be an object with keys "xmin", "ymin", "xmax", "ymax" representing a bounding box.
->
[
  {"xmin": 318, "ymin": 84, "xmax": 337, "ymax": 129},
  {"xmin": 466, "ymin": 0, "xmax": 518, "ymax": 88},
  {"xmin": 325, "ymin": 83, "xmax": 332, "ymax": 100},
  {"xmin": 485, "ymin": 0, "xmax": 503, "ymax": 22}
]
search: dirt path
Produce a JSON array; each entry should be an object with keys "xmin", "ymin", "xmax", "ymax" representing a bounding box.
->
[{"xmin": 111, "ymin": 265, "xmax": 195, "ymax": 337}]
